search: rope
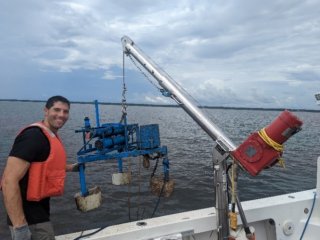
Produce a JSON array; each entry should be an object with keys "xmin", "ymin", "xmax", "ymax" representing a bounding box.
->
[
  {"xmin": 127, "ymin": 158, "xmax": 132, "ymax": 221},
  {"xmin": 127, "ymin": 54, "xmax": 162, "ymax": 91},
  {"xmin": 258, "ymin": 128, "xmax": 283, "ymax": 152},
  {"xmin": 229, "ymin": 162, "xmax": 239, "ymax": 230},
  {"xmin": 72, "ymin": 226, "xmax": 107, "ymax": 240},
  {"xmin": 151, "ymin": 157, "xmax": 160, "ymax": 178},
  {"xmin": 231, "ymin": 162, "xmax": 235, "ymax": 203},
  {"xmin": 151, "ymin": 181, "xmax": 166, "ymax": 218},
  {"xmin": 120, "ymin": 52, "xmax": 127, "ymax": 124},
  {"xmin": 258, "ymin": 128, "xmax": 285, "ymax": 167},
  {"xmin": 136, "ymin": 156, "xmax": 142, "ymax": 220},
  {"xmin": 149, "ymin": 157, "xmax": 164, "ymax": 218}
]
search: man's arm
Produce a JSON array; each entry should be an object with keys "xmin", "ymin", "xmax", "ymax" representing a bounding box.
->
[{"xmin": 2, "ymin": 156, "xmax": 30, "ymax": 227}]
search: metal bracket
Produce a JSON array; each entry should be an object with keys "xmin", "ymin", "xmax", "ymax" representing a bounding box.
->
[{"xmin": 212, "ymin": 143, "xmax": 230, "ymax": 240}]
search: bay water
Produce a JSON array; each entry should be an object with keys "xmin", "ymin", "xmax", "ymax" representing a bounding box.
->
[{"xmin": 0, "ymin": 101, "xmax": 319, "ymax": 238}]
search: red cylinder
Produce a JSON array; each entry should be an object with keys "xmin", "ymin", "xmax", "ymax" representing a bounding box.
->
[
  {"xmin": 264, "ymin": 110, "xmax": 303, "ymax": 144},
  {"xmin": 231, "ymin": 110, "xmax": 303, "ymax": 176}
]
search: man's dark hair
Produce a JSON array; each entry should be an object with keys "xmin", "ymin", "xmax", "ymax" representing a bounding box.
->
[{"xmin": 45, "ymin": 96, "xmax": 70, "ymax": 109}]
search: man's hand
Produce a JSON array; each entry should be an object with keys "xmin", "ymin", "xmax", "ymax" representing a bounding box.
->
[
  {"xmin": 66, "ymin": 163, "xmax": 84, "ymax": 172},
  {"xmin": 12, "ymin": 224, "xmax": 31, "ymax": 240}
]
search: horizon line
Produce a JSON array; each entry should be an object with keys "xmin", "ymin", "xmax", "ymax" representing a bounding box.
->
[{"xmin": 0, "ymin": 98, "xmax": 319, "ymax": 113}]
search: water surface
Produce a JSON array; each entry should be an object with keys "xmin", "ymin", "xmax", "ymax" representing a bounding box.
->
[{"xmin": 0, "ymin": 101, "xmax": 319, "ymax": 238}]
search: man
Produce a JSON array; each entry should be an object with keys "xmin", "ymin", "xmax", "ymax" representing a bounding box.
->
[{"xmin": 2, "ymin": 96, "xmax": 77, "ymax": 240}]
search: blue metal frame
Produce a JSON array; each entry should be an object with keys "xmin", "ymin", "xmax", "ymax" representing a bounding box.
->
[{"xmin": 75, "ymin": 101, "xmax": 169, "ymax": 196}]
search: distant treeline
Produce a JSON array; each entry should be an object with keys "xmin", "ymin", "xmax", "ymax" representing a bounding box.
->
[{"xmin": 0, "ymin": 98, "xmax": 319, "ymax": 113}]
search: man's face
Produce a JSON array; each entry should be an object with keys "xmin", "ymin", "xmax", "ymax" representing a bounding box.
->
[{"xmin": 44, "ymin": 101, "xmax": 70, "ymax": 133}]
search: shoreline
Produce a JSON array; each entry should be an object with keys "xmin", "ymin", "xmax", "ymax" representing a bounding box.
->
[{"xmin": 0, "ymin": 98, "xmax": 319, "ymax": 113}]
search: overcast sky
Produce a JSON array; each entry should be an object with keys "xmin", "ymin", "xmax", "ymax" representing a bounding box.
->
[{"xmin": 1, "ymin": 0, "xmax": 319, "ymax": 109}]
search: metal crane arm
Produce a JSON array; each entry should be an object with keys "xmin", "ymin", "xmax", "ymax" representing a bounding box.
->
[{"xmin": 121, "ymin": 36, "xmax": 236, "ymax": 152}]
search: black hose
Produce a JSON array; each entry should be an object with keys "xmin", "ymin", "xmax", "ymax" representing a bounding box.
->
[
  {"xmin": 151, "ymin": 179, "xmax": 166, "ymax": 218},
  {"xmin": 73, "ymin": 226, "xmax": 107, "ymax": 240}
]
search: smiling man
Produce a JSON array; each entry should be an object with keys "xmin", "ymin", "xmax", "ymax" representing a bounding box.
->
[{"xmin": 1, "ymin": 96, "xmax": 75, "ymax": 240}]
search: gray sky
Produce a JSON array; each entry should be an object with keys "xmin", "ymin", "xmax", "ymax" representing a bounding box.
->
[{"xmin": 1, "ymin": 0, "xmax": 319, "ymax": 109}]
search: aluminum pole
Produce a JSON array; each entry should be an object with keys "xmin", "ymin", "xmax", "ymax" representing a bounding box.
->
[{"xmin": 121, "ymin": 36, "xmax": 236, "ymax": 152}]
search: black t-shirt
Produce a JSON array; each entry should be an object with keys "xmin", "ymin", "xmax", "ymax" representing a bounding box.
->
[{"xmin": 7, "ymin": 126, "xmax": 51, "ymax": 225}]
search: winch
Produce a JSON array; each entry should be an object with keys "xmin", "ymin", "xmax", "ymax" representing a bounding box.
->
[
  {"xmin": 231, "ymin": 110, "xmax": 302, "ymax": 176},
  {"xmin": 74, "ymin": 100, "xmax": 173, "ymax": 212}
]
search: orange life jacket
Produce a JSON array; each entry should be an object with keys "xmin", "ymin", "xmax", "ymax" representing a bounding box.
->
[{"xmin": 26, "ymin": 122, "xmax": 67, "ymax": 201}]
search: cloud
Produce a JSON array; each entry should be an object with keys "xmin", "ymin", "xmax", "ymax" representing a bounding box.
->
[
  {"xmin": 144, "ymin": 95, "xmax": 171, "ymax": 104},
  {"xmin": 286, "ymin": 68, "xmax": 320, "ymax": 83},
  {"xmin": 1, "ymin": 0, "xmax": 320, "ymax": 109}
]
